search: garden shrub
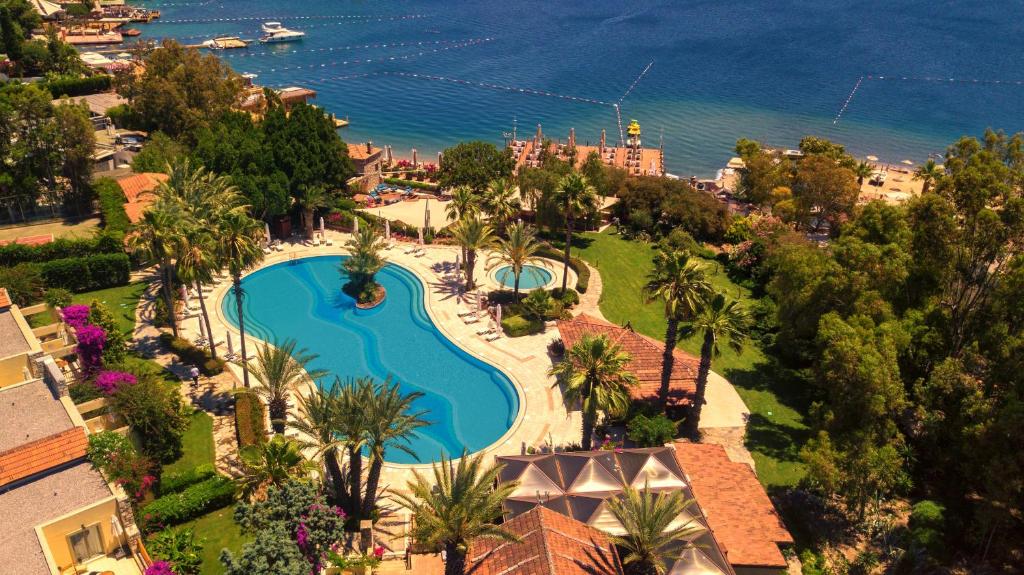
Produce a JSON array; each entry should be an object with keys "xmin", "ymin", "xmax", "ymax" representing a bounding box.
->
[
  {"xmin": 142, "ymin": 475, "xmax": 236, "ymax": 530},
  {"xmin": 95, "ymin": 177, "xmax": 131, "ymax": 236},
  {"xmin": 501, "ymin": 315, "xmax": 543, "ymax": 337},
  {"xmin": 551, "ymin": 287, "xmax": 579, "ymax": 307},
  {"xmin": 69, "ymin": 381, "xmax": 105, "ymax": 404},
  {"xmin": 95, "ymin": 370, "xmax": 137, "ymax": 395},
  {"xmin": 0, "ymin": 234, "xmax": 122, "ymax": 267},
  {"xmin": 627, "ymin": 414, "xmax": 678, "ymax": 447},
  {"xmin": 111, "ymin": 375, "xmax": 189, "ymax": 463},
  {"xmin": 147, "ymin": 526, "xmax": 203, "ymax": 575},
  {"xmin": 234, "ymin": 392, "xmax": 266, "ymax": 449},
  {"xmin": 0, "ymin": 263, "xmax": 43, "ymax": 305},
  {"xmin": 39, "ymin": 253, "xmax": 130, "ymax": 292},
  {"xmin": 90, "ymin": 300, "xmax": 129, "ymax": 364},
  {"xmin": 159, "ymin": 464, "xmax": 217, "ymax": 496},
  {"xmin": 383, "ymin": 176, "xmax": 438, "ymax": 190},
  {"xmin": 87, "ymin": 430, "xmax": 156, "ymax": 501},
  {"xmin": 44, "ymin": 287, "xmax": 72, "ymax": 308},
  {"xmin": 158, "ymin": 333, "xmax": 225, "ymax": 375},
  {"xmin": 43, "ymin": 74, "xmax": 112, "ymax": 98},
  {"xmin": 906, "ymin": 500, "xmax": 947, "ymax": 559}
]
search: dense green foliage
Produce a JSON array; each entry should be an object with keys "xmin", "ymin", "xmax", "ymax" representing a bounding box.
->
[
  {"xmin": 131, "ymin": 131, "xmax": 186, "ymax": 174},
  {"xmin": 159, "ymin": 464, "xmax": 218, "ymax": 496},
  {"xmin": 158, "ymin": 333, "xmax": 225, "ymax": 375},
  {"xmin": 147, "ymin": 526, "xmax": 204, "ymax": 575},
  {"xmin": 111, "ymin": 374, "xmax": 189, "ymax": 463},
  {"xmin": 0, "ymin": 262, "xmax": 42, "ymax": 305},
  {"xmin": 0, "ymin": 234, "xmax": 121, "ymax": 267},
  {"xmin": 500, "ymin": 314, "xmax": 542, "ymax": 337},
  {"xmin": 95, "ymin": 177, "xmax": 132, "ymax": 236},
  {"xmin": 627, "ymin": 413, "xmax": 678, "ymax": 447},
  {"xmin": 143, "ymin": 475, "xmax": 236, "ymax": 530},
  {"xmin": 235, "ymin": 392, "xmax": 267, "ymax": 449},
  {"xmin": 42, "ymin": 74, "xmax": 112, "ymax": 98},
  {"xmin": 614, "ymin": 176, "xmax": 732, "ymax": 241},
  {"xmin": 38, "ymin": 252, "xmax": 130, "ymax": 292},
  {"xmin": 437, "ymin": 140, "xmax": 514, "ymax": 192}
]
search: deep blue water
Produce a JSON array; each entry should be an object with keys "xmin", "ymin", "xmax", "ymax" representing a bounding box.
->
[
  {"xmin": 134, "ymin": 0, "xmax": 1024, "ymax": 176},
  {"xmin": 221, "ymin": 256, "xmax": 519, "ymax": 464}
]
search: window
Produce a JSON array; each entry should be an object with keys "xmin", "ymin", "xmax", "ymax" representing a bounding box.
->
[{"xmin": 68, "ymin": 523, "xmax": 105, "ymax": 565}]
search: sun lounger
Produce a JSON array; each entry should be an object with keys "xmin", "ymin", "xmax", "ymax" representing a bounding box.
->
[
  {"xmin": 414, "ymin": 249, "xmax": 427, "ymax": 257},
  {"xmin": 457, "ymin": 308, "xmax": 477, "ymax": 317},
  {"xmin": 476, "ymin": 326, "xmax": 494, "ymax": 335},
  {"xmin": 403, "ymin": 245, "xmax": 417, "ymax": 255},
  {"xmin": 263, "ymin": 246, "xmax": 273, "ymax": 254},
  {"xmin": 462, "ymin": 314, "xmax": 481, "ymax": 324},
  {"xmin": 485, "ymin": 332, "xmax": 501, "ymax": 342}
]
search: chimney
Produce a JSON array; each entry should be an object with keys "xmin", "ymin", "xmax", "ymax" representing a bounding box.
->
[{"xmin": 366, "ymin": 141, "xmax": 373, "ymax": 154}]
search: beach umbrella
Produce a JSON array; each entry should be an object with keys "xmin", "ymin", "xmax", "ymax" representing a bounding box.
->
[
  {"xmin": 198, "ymin": 316, "xmax": 206, "ymax": 339},
  {"xmin": 901, "ymin": 159, "xmax": 914, "ymax": 165},
  {"xmin": 477, "ymin": 289, "xmax": 484, "ymax": 311},
  {"xmin": 353, "ymin": 215, "xmax": 360, "ymax": 234},
  {"xmin": 417, "ymin": 227, "xmax": 424, "ymax": 244},
  {"xmin": 264, "ymin": 222, "xmax": 271, "ymax": 245},
  {"xmin": 385, "ymin": 219, "xmax": 391, "ymax": 240},
  {"xmin": 495, "ymin": 303, "xmax": 502, "ymax": 326},
  {"xmin": 866, "ymin": 155, "xmax": 879, "ymax": 162},
  {"xmin": 319, "ymin": 216, "xmax": 325, "ymax": 237},
  {"xmin": 226, "ymin": 332, "xmax": 234, "ymax": 357},
  {"xmin": 424, "ymin": 197, "xmax": 431, "ymax": 230}
]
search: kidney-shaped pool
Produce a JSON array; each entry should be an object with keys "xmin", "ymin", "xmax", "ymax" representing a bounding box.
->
[{"xmin": 221, "ymin": 255, "xmax": 520, "ymax": 464}]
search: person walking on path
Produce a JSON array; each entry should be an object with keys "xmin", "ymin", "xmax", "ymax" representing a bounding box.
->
[{"xmin": 189, "ymin": 366, "xmax": 200, "ymax": 389}]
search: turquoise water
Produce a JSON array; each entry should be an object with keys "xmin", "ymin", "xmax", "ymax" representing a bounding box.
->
[
  {"xmin": 220, "ymin": 256, "xmax": 519, "ymax": 464},
  {"xmin": 494, "ymin": 264, "xmax": 552, "ymax": 290},
  {"xmin": 134, "ymin": 1, "xmax": 1024, "ymax": 176}
]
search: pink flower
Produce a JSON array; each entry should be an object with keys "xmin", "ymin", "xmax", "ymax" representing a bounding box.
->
[
  {"xmin": 75, "ymin": 325, "xmax": 107, "ymax": 376},
  {"xmin": 61, "ymin": 305, "xmax": 92, "ymax": 330},
  {"xmin": 145, "ymin": 561, "xmax": 175, "ymax": 575},
  {"xmin": 95, "ymin": 371, "xmax": 137, "ymax": 395}
]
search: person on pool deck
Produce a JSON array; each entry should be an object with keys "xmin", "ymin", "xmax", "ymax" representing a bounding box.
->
[{"xmin": 189, "ymin": 366, "xmax": 200, "ymax": 389}]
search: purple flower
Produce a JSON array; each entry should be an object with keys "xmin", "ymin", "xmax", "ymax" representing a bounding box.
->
[
  {"xmin": 296, "ymin": 521, "xmax": 309, "ymax": 550},
  {"xmin": 95, "ymin": 370, "xmax": 137, "ymax": 395},
  {"xmin": 144, "ymin": 561, "xmax": 176, "ymax": 575},
  {"xmin": 61, "ymin": 305, "xmax": 92, "ymax": 330},
  {"xmin": 75, "ymin": 325, "xmax": 107, "ymax": 376}
]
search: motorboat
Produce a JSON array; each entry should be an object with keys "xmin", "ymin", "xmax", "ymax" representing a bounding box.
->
[
  {"xmin": 259, "ymin": 22, "xmax": 305, "ymax": 43},
  {"xmin": 202, "ymin": 36, "xmax": 249, "ymax": 50}
]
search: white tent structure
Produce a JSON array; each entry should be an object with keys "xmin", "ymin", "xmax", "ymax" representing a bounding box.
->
[{"xmin": 30, "ymin": 0, "xmax": 63, "ymax": 19}]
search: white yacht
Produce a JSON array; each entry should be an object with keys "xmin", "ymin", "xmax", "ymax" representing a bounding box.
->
[{"xmin": 259, "ymin": 22, "xmax": 305, "ymax": 43}]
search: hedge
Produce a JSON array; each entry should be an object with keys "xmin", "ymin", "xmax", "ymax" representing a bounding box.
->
[
  {"xmin": 0, "ymin": 234, "xmax": 122, "ymax": 267},
  {"xmin": 382, "ymin": 177, "xmax": 439, "ymax": 191},
  {"xmin": 44, "ymin": 74, "xmax": 113, "ymax": 98},
  {"xmin": 235, "ymin": 392, "xmax": 266, "ymax": 449},
  {"xmin": 158, "ymin": 463, "xmax": 217, "ymax": 496},
  {"xmin": 158, "ymin": 333, "xmax": 225, "ymax": 375},
  {"xmin": 39, "ymin": 253, "xmax": 130, "ymax": 292},
  {"xmin": 95, "ymin": 177, "xmax": 131, "ymax": 236},
  {"xmin": 501, "ymin": 315, "xmax": 543, "ymax": 337},
  {"xmin": 535, "ymin": 246, "xmax": 590, "ymax": 293},
  {"xmin": 141, "ymin": 475, "xmax": 235, "ymax": 531}
]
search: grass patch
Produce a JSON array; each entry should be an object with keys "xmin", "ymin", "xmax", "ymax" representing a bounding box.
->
[
  {"xmin": 575, "ymin": 228, "xmax": 810, "ymax": 488},
  {"xmin": 162, "ymin": 411, "xmax": 215, "ymax": 476},
  {"xmin": 177, "ymin": 505, "xmax": 249, "ymax": 575},
  {"xmin": 70, "ymin": 282, "xmax": 146, "ymax": 335}
]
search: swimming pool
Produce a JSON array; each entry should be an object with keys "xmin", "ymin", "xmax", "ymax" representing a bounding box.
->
[
  {"xmin": 220, "ymin": 256, "xmax": 520, "ymax": 464},
  {"xmin": 493, "ymin": 264, "xmax": 553, "ymax": 290}
]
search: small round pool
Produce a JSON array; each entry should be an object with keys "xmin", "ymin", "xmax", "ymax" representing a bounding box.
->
[{"xmin": 494, "ymin": 264, "xmax": 553, "ymax": 290}]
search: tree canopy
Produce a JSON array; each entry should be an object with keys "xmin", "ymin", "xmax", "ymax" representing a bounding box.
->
[{"xmin": 437, "ymin": 140, "xmax": 514, "ymax": 192}]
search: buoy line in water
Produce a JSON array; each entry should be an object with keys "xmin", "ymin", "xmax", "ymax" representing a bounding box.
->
[
  {"xmin": 154, "ymin": 14, "xmax": 432, "ymax": 41},
  {"xmin": 866, "ymin": 74, "xmax": 1024, "ymax": 85},
  {"xmin": 156, "ymin": 13, "xmax": 429, "ymax": 24},
  {"xmin": 619, "ymin": 61, "xmax": 654, "ymax": 104},
  {"xmin": 240, "ymin": 38, "xmax": 493, "ymax": 74},
  {"xmin": 832, "ymin": 75, "xmax": 863, "ymax": 125},
  {"xmin": 219, "ymin": 37, "xmax": 489, "ymax": 59}
]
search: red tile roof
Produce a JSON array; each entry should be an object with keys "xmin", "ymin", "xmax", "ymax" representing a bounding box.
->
[
  {"xmin": 556, "ymin": 314, "xmax": 699, "ymax": 406},
  {"xmin": 0, "ymin": 288, "xmax": 11, "ymax": 309},
  {"xmin": 0, "ymin": 427, "xmax": 89, "ymax": 488},
  {"xmin": 117, "ymin": 172, "xmax": 167, "ymax": 223},
  {"xmin": 347, "ymin": 142, "xmax": 384, "ymax": 162},
  {"xmin": 673, "ymin": 442, "xmax": 793, "ymax": 568},
  {"xmin": 467, "ymin": 506, "xmax": 622, "ymax": 575}
]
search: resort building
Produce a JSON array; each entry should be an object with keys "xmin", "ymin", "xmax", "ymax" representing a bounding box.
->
[
  {"xmin": 557, "ymin": 314, "xmax": 698, "ymax": 407},
  {"xmin": 508, "ymin": 121, "xmax": 665, "ymax": 177},
  {"xmin": 0, "ymin": 289, "xmax": 147, "ymax": 575},
  {"xmin": 347, "ymin": 141, "xmax": 385, "ymax": 192},
  {"xmin": 496, "ymin": 444, "xmax": 793, "ymax": 575},
  {"xmin": 116, "ymin": 172, "xmax": 168, "ymax": 223}
]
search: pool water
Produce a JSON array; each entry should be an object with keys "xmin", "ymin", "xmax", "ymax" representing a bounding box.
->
[
  {"xmin": 221, "ymin": 256, "xmax": 519, "ymax": 464},
  {"xmin": 494, "ymin": 265, "xmax": 553, "ymax": 290}
]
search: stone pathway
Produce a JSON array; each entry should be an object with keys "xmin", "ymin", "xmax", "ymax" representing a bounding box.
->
[{"xmin": 133, "ymin": 279, "xmax": 243, "ymax": 478}]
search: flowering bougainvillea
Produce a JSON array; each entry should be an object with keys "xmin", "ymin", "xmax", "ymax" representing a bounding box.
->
[
  {"xmin": 61, "ymin": 304, "xmax": 92, "ymax": 330},
  {"xmin": 145, "ymin": 560, "xmax": 176, "ymax": 575},
  {"xmin": 75, "ymin": 324, "xmax": 107, "ymax": 376},
  {"xmin": 95, "ymin": 370, "xmax": 138, "ymax": 395}
]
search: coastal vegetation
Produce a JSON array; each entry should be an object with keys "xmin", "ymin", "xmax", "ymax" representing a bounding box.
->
[{"xmin": 341, "ymin": 225, "xmax": 387, "ymax": 304}]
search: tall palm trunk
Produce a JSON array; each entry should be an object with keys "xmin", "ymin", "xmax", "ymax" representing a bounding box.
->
[
  {"xmin": 269, "ymin": 399, "xmax": 286, "ymax": 434},
  {"xmin": 362, "ymin": 454, "xmax": 383, "ymax": 518},
  {"xmin": 659, "ymin": 317, "xmax": 679, "ymax": 412},
  {"xmin": 581, "ymin": 375, "xmax": 596, "ymax": 451},
  {"xmin": 305, "ymin": 207, "xmax": 315, "ymax": 239},
  {"xmin": 347, "ymin": 444, "xmax": 363, "ymax": 519},
  {"xmin": 514, "ymin": 272, "xmax": 521, "ymax": 303},
  {"xmin": 561, "ymin": 211, "xmax": 573, "ymax": 292},
  {"xmin": 195, "ymin": 281, "xmax": 217, "ymax": 360},
  {"xmin": 232, "ymin": 275, "xmax": 250, "ymax": 388},
  {"xmin": 444, "ymin": 542, "xmax": 466, "ymax": 575},
  {"xmin": 686, "ymin": 331, "xmax": 715, "ymax": 440},
  {"xmin": 465, "ymin": 249, "xmax": 477, "ymax": 290},
  {"xmin": 325, "ymin": 447, "xmax": 347, "ymax": 509},
  {"xmin": 161, "ymin": 261, "xmax": 178, "ymax": 338}
]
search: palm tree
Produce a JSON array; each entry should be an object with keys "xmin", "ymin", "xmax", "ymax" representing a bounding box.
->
[
  {"xmin": 854, "ymin": 161, "xmax": 873, "ymax": 186},
  {"xmin": 450, "ymin": 215, "xmax": 495, "ymax": 290},
  {"xmin": 342, "ymin": 226, "xmax": 387, "ymax": 303},
  {"xmin": 243, "ymin": 339, "xmax": 327, "ymax": 434},
  {"xmin": 549, "ymin": 334, "xmax": 637, "ymax": 450},
  {"xmin": 486, "ymin": 221, "xmax": 543, "ymax": 302},
  {"xmin": 683, "ymin": 293, "xmax": 748, "ymax": 440},
  {"xmin": 360, "ymin": 377, "xmax": 428, "ymax": 518},
  {"xmin": 335, "ymin": 376, "xmax": 371, "ymax": 518},
  {"xmin": 444, "ymin": 185, "xmax": 479, "ymax": 222},
  {"xmin": 290, "ymin": 380, "xmax": 347, "ymax": 507},
  {"xmin": 238, "ymin": 435, "xmax": 314, "ymax": 501},
  {"xmin": 642, "ymin": 249, "xmax": 711, "ymax": 411},
  {"xmin": 393, "ymin": 452, "xmax": 519, "ymax": 575},
  {"xmin": 607, "ymin": 484, "xmax": 704, "ymax": 575},
  {"xmin": 553, "ymin": 172, "xmax": 597, "ymax": 292},
  {"xmin": 217, "ymin": 210, "xmax": 265, "ymax": 388},
  {"xmin": 484, "ymin": 177, "xmax": 520, "ymax": 235},
  {"xmin": 296, "ymin": 184, "xmax": 329, "ymax": 239},
  {"xmin": 175, "ymin": 229, "xmax": 220, "ymax": 359},
  {"xmin": 914, "ymin": 159, "xmax": 942, "ymax": 194},
  {"xmin": 127, "ymin": 206, "xmax": 181, "ymax": 337}
]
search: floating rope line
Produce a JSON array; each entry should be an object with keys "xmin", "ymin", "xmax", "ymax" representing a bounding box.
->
[
  {"xmin": 220, "ymin": 38, "xmax": 486, "ymax": 59},
  {"xmin": 833, "ymin": 75, "xmax": 863, "ymax": 125},
  {"xmin": 866, "ymin": 74, "xmax": 1024, "ymax": 86},
  {"xmin": 619, "ymin": 61, "xmax": 653, "ymax": 104},
  {"xmin": 156, "ymin": 13, "xmax": 428, "ymax": 24},
  {"xmin": 241, "ymin": 38, "xmax": 492, "ymax": 74},
  {"xmin": 381, "ymin": 72, "xmax": 613, "ymax": 106}
]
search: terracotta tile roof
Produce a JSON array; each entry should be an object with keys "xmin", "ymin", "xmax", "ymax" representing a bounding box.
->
[
  {"xmin": 0, "ymin": 288, "xmax": 11, "ymax": 309},
  {"xmin": 117, "ymin": 172, "xmax": 167, "ymax": 223},
  {"xmin": 0, "ymin": 427, "xmax": 89, "ymax": 488},
  {"xmin": 673, "ymin": 442, "xmax": 793, "ymax": 568},
  {"xmin": 467, "ymin": 506, "xmax": 622, "ymax": 575},
  {"xmin": 348, "ymin": 142, "xmax": 384, "ymax": 162},
  {"xmin": 556, "ymin": 314, "xmax": 698, "ymax": 406}
]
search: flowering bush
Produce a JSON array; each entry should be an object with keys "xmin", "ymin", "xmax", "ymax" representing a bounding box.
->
[
  {"xmin": 423, "ymin": 162, "xmax": 438, "ymax": 174},
  {"xmin": 95, "ymin": 370, "xmax": 138, "ymax": 395},
  {"xmin": 145, "ymin": 560, "xmax": 176, "ymax": 575},
  {"xmin": 61, "ymin": 304, "xmax": 91, "ymax": 330},
  {"xmin": 75, "ymin": 324, "xmax": 107, "ymax": 376}
]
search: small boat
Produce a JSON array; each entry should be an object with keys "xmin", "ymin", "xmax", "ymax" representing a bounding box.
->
[
  {"xmin": 202, "ymin": 36, "xmax": 249, "ymax": 50},
  {"xmin": 259, "ymin": 22, "xmax": 305, "ymax": 43}
]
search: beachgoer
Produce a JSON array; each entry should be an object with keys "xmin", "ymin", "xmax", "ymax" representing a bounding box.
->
[{"xmin": 189, "ymin": 366, "xmax": 200, "ymax": 388}]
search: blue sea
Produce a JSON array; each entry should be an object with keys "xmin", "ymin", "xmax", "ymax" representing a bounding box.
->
[{"xmin": 133, "ymin": 0, "xmax": 1024, "ymax": 177}]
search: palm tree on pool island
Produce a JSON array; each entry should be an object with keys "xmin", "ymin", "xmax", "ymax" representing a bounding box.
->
[
  {"xmin": 342, "ymin": 225, "xmax": 387, "ymax": 304},
  {"xmin": 217, "ymin": 210, "xmax": 265, "ymax": 388},
  {"xmin": 683, "ymin": 292, "xmax": 748, "ymax": 440},
  {"xmin": 487, "ymin": 220, "xmax": 543, "ymax": 302},
  {"xmin": 553, "ymin": 171, "xmax": 597, "ymax": 292},
  {"xmin": 642, "ymin": 248, "xmax": 711, "ymax": 412},
  {"xmin": 394, "ymin": 452, "xmax": 519, "ymax": 575},
  {"xmin": 549, "ymin": 333, "xmax": 637, "ymax": 450},
  {"xmin": 243, "ymin": 339, "xmax": 327, "ymax": 434},
  {"xmin": 608, "ymin": 484, "xmax": 704, "ymax": 575},
  {"xmin": 451, "ymin": 215, "xmax": 495, "ymax": 290}
]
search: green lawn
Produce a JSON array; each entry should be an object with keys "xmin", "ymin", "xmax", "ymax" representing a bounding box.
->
[
  {"xmin": 574, "ymin": 229, "xmax": 810, "ymax": 488},
  {"xmin": 162, "ymin": 411, "xmax": 215, "ymax": 476},
  {"xmin": 71, "ymin": 282, "xmax": 147, "ymax": 335},
  {"xmin": 179, "ymin": 505, "xmax": 249, "ymax": 575}
]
